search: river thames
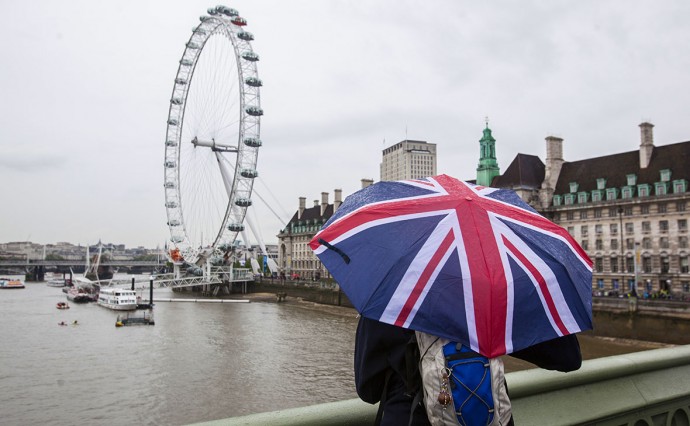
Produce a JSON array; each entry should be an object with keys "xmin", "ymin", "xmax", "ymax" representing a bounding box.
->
[{"xmin": 0, "ymin": 276, "xmax": 670, "ymax": 425}]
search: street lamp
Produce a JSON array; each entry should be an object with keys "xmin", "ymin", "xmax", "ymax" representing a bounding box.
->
[
  {"xmin": 618, "ymin": 206, "xmax": 624, "ymax": 281},
  {"xmin": 634, "ymin": 241, "xmax": 640, "ymax": 296}
]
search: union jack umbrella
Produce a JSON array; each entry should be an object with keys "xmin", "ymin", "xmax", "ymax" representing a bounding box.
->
[{"xmin": 309, "ymin": 174, "xmax": 592, "ymax": 358}]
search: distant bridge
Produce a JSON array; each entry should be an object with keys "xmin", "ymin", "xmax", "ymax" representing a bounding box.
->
[{"xmin": 0, "ymin": 259, "xmax": 163, "ymax": 268}]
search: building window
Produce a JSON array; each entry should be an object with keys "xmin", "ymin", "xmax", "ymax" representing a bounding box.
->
[
  {"xmin": 659, "ymin": 220, "xmax": 669, "ymax": 233},
  {"xmin": 627, "ymin": 174, "xmax": 637, "ymax": 186},
  {"xmin": 660, "ymin": 169, "xmax": 671, "ymax": 182},
  {"xmin": 673, "ymin": 180, "xmax": 687, "ymax": 194},
  {"xmin": 595, "ymin": 257, "xmax": 603, "ymax": 272},
  {"xmin": 581, "ymin": 240, "xmax": 589, "ymax": 250},
  {"xmin": 567, "ymin": 226, "xmax": 575, "ymax": 236},
  {"xmin": 655, "ymin": 182, "xmax": 668, "ymax": 195},
  {"xmin": 641, "ymin": 204, "xmax": 649, "ymax": 214},
  {"xmin": 611, "ymin": 257, "xmax": 618, "ymax": 272},
  {"xmin": 627, "ymin": 257, "xmax": 635, "ymax": 273},
  {"xmin": 606, "ymin": 188, "xmax": 618, "ymax": 201},
  {"xmin": 660, "ymin": 237, "xmax": 669, "ymax": 249},
  {"xmin": 642, "ymin": 256, "xmax": 652, "ymax": 273},
  {"xmin": 638, "ymin": 184, "xmax": 651, "ymax": 197},
  {"xmin": 566, "ymin": 211, "xmax": 574, "ymax": 221},
  {"xmin": 578, "ymin": 192, "xmax": 589, "ymax": 204},
  {"xmin": 678, "ymin": 219, "xmax": 687, "ymax": 232},
  {"xmin": 626, "ymin": 239, "xmax": 635, "ymax": 250},
  {"xmin": 565, "ymin": 194, "xmax": 576, "ymax": 205},
  {"xmin": 581, "ymin": 226, "xmax": 588, "ymax": 237},
  {"xmin": 594, "ymin": 208, "xmax": 602, "ymax": 218},
  {"xmin": 553, "ymin": 195, "xmax": 562, "ymax": 206},
  {"xmin": 683, "ymin": 282, "xmax": 690, "ymax": 293},
  {"xmin": 661, "ymin": 256, "xmax": 670, "ymax": 273},
  {"xmin": 642, "ymin": 221, "xmax": 651, "ymax": 234},
  {"xmin": 624, "ymin": 206, "xmax": 633, "ymax": 216},
  {"xmin": 612, "ymin": 279, "xmax": 620, "ymax": 290},
  {"xmin": 580, "ymin": 210, "xmax": 588, "ymax": 219},
  {"xmin": 610, "ymin": 223, "xmax": 618, "ymax": 235},
  {"xmin": 569, "ymin": 182, "xmax": 579, "ymax": 193},
  {"xmin": 610, "ymin": 239, "xmax": 618, "ymax": 250},
  {"xmin": 621, "ymin": 187, "xmax": 634, "ymax": 199},
  {"xmin": 625, "ymin": 222, "xmax": 634, "ymax": 234},
  {"xmin": 597, "ymin": 279, "xmax": 605, "ymax": 289},
  {"xmin": 596, "ymin": 239, "xmax": 603, "ymax": 250},
  {"xmin": 642, "ymin": 237, "xmax": 651, "ymax": 249},
  {"xmin": 595, "ymin": 224, "xmax": 603, "ymax": 235},
  {"xmin": 592, "ymin": 191, "xmax": 603, "ymax": 202},
  {"xmin": 681, "ymin": 256, "xmax": 689, "ymax": 273},
  {"xmin": 678, "ymin": 201, "xmax": 687, "ymax": 212},
  {"xmin": 608, "ymin": 207, "xmax": 617, "ymax": 217},
  {"xmin": 658, "ymin": 203, "xmax": 667, "ymax": 214},
  {"xmin": 680, "ymin": 236, "xmax": 688, "ymax": 249},
  {"xmin": 596, "ymin": 178, "xmax": 606, "ymax": 190}
]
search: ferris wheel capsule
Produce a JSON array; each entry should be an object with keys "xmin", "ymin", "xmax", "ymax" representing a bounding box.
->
[
  {"xmin": 241, "ymin": 51, "xmax": 259, "ymax": 62},
  {"xmin": 245, "ymin": 77, "xmax": 262, "ymax": 87},
  {"xmin": 243, "ymin": 137, "xmax": 262, "ymax": 147},
  {"xmin": 237, "ymin": 31, "xmax": 253, "ymax": 41}
]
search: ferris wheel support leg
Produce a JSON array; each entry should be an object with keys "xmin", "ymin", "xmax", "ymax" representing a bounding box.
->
[
  {"xmin": 174, "ymin": 263, "xmax": 181, "ymax": 280},
  {"xmin": 215, "ymin": 151, "xmax": 236, "ymax": 198}
]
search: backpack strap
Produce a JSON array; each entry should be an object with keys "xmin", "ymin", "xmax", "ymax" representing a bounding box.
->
[{"xmin": 374, "ymin": 369, "xmax": 393, "ymax": 426}]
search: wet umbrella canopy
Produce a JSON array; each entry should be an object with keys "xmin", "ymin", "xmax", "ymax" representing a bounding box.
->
[{"xmin": 310, "ymin": 175, "xmax": 592, "ymax": 358}]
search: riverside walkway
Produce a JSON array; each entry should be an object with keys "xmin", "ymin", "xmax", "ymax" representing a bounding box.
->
[{"xmin": 191, "ymin": 345, "xmax": 690, "ymax": 426}]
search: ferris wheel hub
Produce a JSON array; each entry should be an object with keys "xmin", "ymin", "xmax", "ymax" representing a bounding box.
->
[{"xmin": 191, "ymin": 137, "xmax": 238, "ymax": 153}]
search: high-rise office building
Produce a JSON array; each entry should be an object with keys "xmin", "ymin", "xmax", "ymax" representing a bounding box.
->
[{"xmin": 380, "ymin": 140, "xmax": 437, "ymax": 181}]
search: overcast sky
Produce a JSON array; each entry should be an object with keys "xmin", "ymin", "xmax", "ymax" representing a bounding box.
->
[{"xmin": 1, "ymin": 0, "xmax": 688, "ymax": 249}]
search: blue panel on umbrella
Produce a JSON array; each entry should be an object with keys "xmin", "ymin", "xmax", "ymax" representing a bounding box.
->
[
  {"xmin": 508, "ymin": 255, "xmax": 562, "ymax": 349},
  {"xmin": 326, "ymin": 180, "xmax": 436, "ymax": 225},
  {"xmin": 321, "ymin": 214, "xmax": 444, "ymax": 311}
]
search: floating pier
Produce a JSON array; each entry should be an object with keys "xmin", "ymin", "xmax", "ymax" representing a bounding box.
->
[{"xmin": 152, "ymin": 298, "xmax": 250, "ymax": 303}]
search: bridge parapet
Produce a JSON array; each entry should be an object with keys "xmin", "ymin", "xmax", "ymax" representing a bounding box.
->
[{"xmin": 189, "ymin": 345, "xmax": 690, "ymax": 426}]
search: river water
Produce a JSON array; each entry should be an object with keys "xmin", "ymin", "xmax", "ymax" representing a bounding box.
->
[{"xmin": 0, "ymin": 276, "xmax": 670, "ymax": 425}]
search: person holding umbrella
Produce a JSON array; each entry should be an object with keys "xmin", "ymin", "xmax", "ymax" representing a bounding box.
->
[
  {"xmin": 354, "ymin": 316, "xmax": 582, "ymax": 425},
  {"xmin": 311, "ymin": 175, "xmax": 593, "ymax": 425}
]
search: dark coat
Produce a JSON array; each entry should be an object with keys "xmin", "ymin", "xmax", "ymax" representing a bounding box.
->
[{"xmin": 354, "ymin": 317, "xmax": 582, "ymax": 425}]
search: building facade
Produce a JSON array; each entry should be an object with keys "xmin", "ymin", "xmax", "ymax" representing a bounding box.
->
[
  {"xmin": 277, "ymin": 189, "xmax": 342, "ymax": 280},
  {"xmin": 490, "ymin": 122, "xmax": 690, "ymax": 297},
  {"xmin": 380, "ymin": 140, "xmax": 437, "ymax": 181}
]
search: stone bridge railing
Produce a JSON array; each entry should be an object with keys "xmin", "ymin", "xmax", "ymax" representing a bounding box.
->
[{"xmin": 190, "ymin": 345, "xmax": 690, "ymax": 426}]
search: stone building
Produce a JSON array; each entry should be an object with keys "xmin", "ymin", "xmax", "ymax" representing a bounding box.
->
[
  {"xmin": 490, "ymin": 122, "xmax": 690, "ymax": 297},
  {"xmin": 380, "ymin": 140, "xmax": 437, "ymax": 181},
  {"xmin": 276, "ymin": 180, "xmax": 376, "ymax": 280},
  {"xmin": 277, "ymin": 189, "xmax": 339, "ymax": 280}
]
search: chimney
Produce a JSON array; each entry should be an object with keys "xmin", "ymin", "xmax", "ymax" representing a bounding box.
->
[
  {"xmin": 334, "ymin": 189, "xmax": 342, "ymax": 212},
  {"xmin": 539, "ymin": 136, "xmax": 564, "ymax": 209},
  {"xmin": 314, "ymin": 199, "xmax": 319, "ymax": 207},
  {"xmin": 361, "ymin": 178, "xmax": 374, "ymax": 189},
  {"xmin": 321, "ymin": 192, "xmax": 329, "ymax": 216},
  {"xmin": 298, "ymin": 197, "xmax": 306, "ymax": 219},
  {"xmin": 639, "ymin": 122, "xmax": 654, "ymax": 169}
]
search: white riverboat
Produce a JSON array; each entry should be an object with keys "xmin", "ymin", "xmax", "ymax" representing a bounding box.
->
[{"xmin": 97, "ymin": 288, "xmax": 138, "ymax": 311}]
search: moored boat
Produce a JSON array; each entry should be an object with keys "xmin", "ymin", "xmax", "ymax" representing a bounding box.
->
[
  {"xmin": 47, "ymin": 278, "xmax": 69, "ymax": 287},
  {"xmin": 97, "ymin": 287, "xmax": 138, "ymax": 311},
  {"xmin": 57, "ymin": 302, "xmax": 70, "ymax": 310},
  {"xmin": 66, "ymin": 286, "xmax": 94, "ymax": 303},
  {"xmin": 0, "ymin": 278, "xmax": 25, "ymax": 289}
]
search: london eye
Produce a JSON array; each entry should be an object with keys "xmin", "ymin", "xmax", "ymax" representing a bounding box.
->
[{"xmin": 163, "ymin": 5, "xmax": 262, "ymax": 266}]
